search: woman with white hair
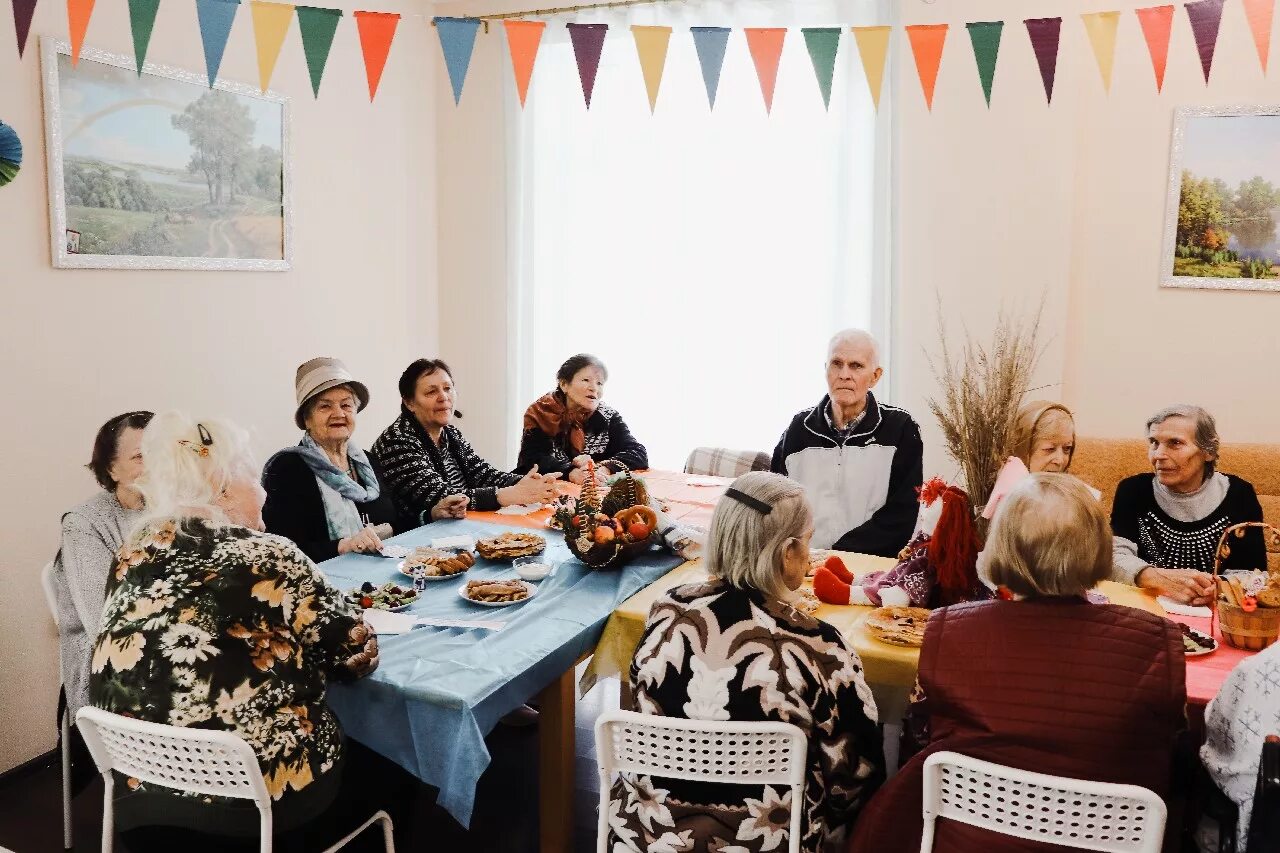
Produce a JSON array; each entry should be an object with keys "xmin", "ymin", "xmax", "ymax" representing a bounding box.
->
[
  {"xmin": 612, "ymin": 471, "xmax": 884, "ymax": 853},
  {"xmin": 87, "ymin": 412, "xmax": 390, "ymax": 849},
  {"xmin": 1111, "ymin": 404, "xmax": 1265, "ymax": 605}
]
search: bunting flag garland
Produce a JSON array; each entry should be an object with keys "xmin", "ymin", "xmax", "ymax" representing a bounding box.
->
[
  {"xmin": 250, "ymin": 0, "xmax": 293, "ymax": 91},
  {"xmin": 354, "ymin": 10, "xmax": 399, "ymax": 101},
  {"xmin": 744, "ymin": 27, "xmax": 785, "ymax": 113},
  {"xmin": 1081, "ymin": 11, "xmax": 1120, "ymax": 92},
  {"xmin": 690, "ymin": 26, "xmax": 730, "ymax": 109},
  {"xmin": 851, "ymin": 26, "xmax": 890, "ymax": 110},
  {"xmin": 802, "ymin": 27, "xmax": 841, "ymax": 109},
  {"xmin": 905, "ymin": 24, "xmax": 947, "ymax": 110},
  {"xmin": 965, "ymin": 21, "xmax": 1002, "ymax": 106},
  {"xmin": 435, "ymin": 17, "xmax": 481, "ymax": 105},
  {"xmin": 631, "ymin": 25, "xmax": 671, "ymax": 112},
  {"xmin": 195, "ymin": 0, "xmax": 240, "ymax": 85},
  {"xmin": 503, "ymin": 19, "xmax": 545, "ymax": 107},
  {"xmin": 567, "ymin": 23, "xmax": 607, "ymax": 108},
  {"xmin": 1024, "ymin": 17, "xmax": 1062, "ymax": 103},
  {"xmin": 127, "ymin": 0, "xmax": 159, "ymax": 72},
  {"xmin": 296, "ymin": 5, "xmax": 341, "ymax": 97},
  {"xmin": 1135, "ymin": 5, "xmax": 1174, "ymax": 91},
  {"xmin": 67, "ymin": 0, "xmax": 95, "ymax": 64},
  {"xmin": 1242, "ymin": 0, "xmax": 1274, "ymax": 72},
  {"xmin": 11, "ymin": 0, "xmax": 36, "ymax": 57},
  {"xmin": 1185, "ymin": 0, "xmax": 1226, "ymax": 82}
]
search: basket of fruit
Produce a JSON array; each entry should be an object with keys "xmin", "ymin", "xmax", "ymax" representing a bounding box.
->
[
  {"xmin": 1212, "ymin": 522, "xmax": 1280, "ymax": 651},
  {"xmin": 552, "ymin": 461, "xmax": 659, "ymax": 569}
]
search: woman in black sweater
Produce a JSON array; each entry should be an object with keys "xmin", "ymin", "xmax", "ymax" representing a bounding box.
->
[{"xmin": 263, "ymin": 357, "xmax": 408, "ymax": 563}]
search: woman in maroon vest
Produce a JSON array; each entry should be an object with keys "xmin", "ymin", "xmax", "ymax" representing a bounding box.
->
[{"xmin": 849, "ymin": 473, "xmax": 1186, "ymax": 853}]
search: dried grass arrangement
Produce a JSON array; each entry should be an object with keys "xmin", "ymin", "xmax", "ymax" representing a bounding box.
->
[{"xmin": 927, "ymin": 301, "xmax": 1045, "ymax": 518}]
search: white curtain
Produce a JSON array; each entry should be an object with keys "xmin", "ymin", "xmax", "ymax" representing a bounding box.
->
[{"xmin": 507, "ymin": 0, "xmax": 895, "ymax": 470}]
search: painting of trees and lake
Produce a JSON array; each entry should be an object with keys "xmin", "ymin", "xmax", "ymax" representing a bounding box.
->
[
  {"xmin": 1165, "ymin": 109, "xmax": 1280, "ymax": 291},
  {"xmin": 43, "ymin": 40, "xmax": 289, "ymax": 270}
]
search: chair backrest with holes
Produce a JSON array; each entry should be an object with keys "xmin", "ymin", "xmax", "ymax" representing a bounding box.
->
[
  {"xmin": 595, "ymin": 710, "xmax": 807, "ymax": 853},
  {"xmin": 76, "ymin": 706, "xmax": 271, "ymax": 806},
  {"xmin": 920, "ymin": 751, "xmax": 1166, "ymax": 853}
]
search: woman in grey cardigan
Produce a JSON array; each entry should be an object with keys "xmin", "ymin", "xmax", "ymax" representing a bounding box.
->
[{"xmin": 50, "ymin": 410, "xmax": 152, "ymax": 788}]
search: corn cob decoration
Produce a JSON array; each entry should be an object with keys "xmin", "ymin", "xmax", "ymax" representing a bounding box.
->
[{"xmin": 580, "ymin": 459, "xmax": 600, "ymax": 511}]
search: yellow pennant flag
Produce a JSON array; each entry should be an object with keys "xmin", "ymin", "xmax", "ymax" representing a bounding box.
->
[
  {"xmin": 851, "ymin": 26, "xmax": 891, "ymax": 110},
  {"xmin": 1081, "ymin": 11, "xmax": 1120, "ymax": 92},
  {"xmin": 631, "ymin": 25, "xmax": 672, "ymax": 113},
  {"xmin": 251, "ymin": 0, "xmax": 295, "ymax": 92}
]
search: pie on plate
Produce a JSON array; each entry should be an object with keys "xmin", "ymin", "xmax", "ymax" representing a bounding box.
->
[
  {"xmin": 475, "ymin": 532, "xmax": 546, "ymax": 560},
  {"xmin": 792, "ymin": 588, "xmax": 820, "ymax": 615},
  {"xmin": 865, "ymin": 606, "xmax": 931, "ymax": 647},
  {"xmin": 1180, "ymin": 623, "xmax": 1217, "ymax": 656},
  {"xmin": 399, "ymin": 547, "xmax": 475, "ymax": 579},
  {"xmin": 460, "ymin": 578, "xmax": 534, "ymax": 606}
]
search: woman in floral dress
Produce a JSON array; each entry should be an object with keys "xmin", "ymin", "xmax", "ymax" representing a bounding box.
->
[
  {"xmin": 614, "ymin": 471, "xmax": 884, "ymax": 853},
  {"xmin": 87, "ymin": 412, "xmax": 382, "ymax": 848}
]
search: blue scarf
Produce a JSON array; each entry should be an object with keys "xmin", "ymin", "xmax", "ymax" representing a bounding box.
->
[{"xmin": 285, "ymin": 434, "xmax": 381, "ymax": 503}]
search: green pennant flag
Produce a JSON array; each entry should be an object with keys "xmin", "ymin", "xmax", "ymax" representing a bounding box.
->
[
  {"xmin": 966, "ymin": 21, "xmax": 1003, "ymax": 106},
  {"xmin": 802, "ymin": 27, "xmax": 841, "ymax": 109},
  {"xmin": 296, "ymin": 5, "xmax": 342, "ymax": 97},
  {"xmin": 127, "ymin": 0, "xmax": 160, "ymax": 73}
]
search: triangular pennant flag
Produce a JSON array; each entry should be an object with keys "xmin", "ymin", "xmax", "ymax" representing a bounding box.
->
[
  {"xmin": 195, "ymin": 0, "xmax": 240, "ymax": 86},
  {"xmin": 434, "ymin": 17, "xmax": 481, "ymax": 105},
  {"xmin": 1081, "ymin": 12, "xmax": 1120, "ymax": 92},
  {"xmin": 631, "ymin": 25, "xmax": 671, "ymax": 112},
  {"xmin": 250, "ymin": 1, "xmax": 294, "ymax": 91},
  {"xmin": 905, "ymin": 24, "xmax": 947, "ymax": 110},
  {"xmin": 1024, "ymin": 17, "xmax": 1062, "ymax": 103},
  {"xmin": 503, "ymin": 20, "xmax": 544, "ymax": 108},
  {"xmin": 851, "ymin": 26, "xmax": 890, "ymax": 110},
  {"xmin": 11, "ymin": 0, "xmax": 36, "ymax": 57},
  {"xmin": 690, "ymin": 26, "xmax": 730, "ymax": 109},
  {"xmin": 354, "ymin": 10, "xmax": 399, "ymax": 101},
  {"xmin": 965, "ymin": 21, "xmax": 1003, "ymax": 106},
  {"xmin": 1185, "ymin": 0, "xmax": 1226, "ymax": 82},
  {"xmin": 67, "ymin": 0, "xmax": 95, "ymax": 64},
  {"xmin": 127, "ymin": 0, "xmax": 160, "ymax": 73},
  {"xmin": 802, "ymin": 27, "xmax": 841, "ymax": 109},
  {"xmin": 296, "ymin": 5, "xmax": 341, "ymax": 97},
  {"xmin": 744, "ymin": 27, "xmax": 785, "ymax": 113},
  {"xmin": 1135, "ymin": 5, "xmax": 1174, "ymax": 91},
  {"xmin": 1243, "ymin": 0, "xmax": 1274, "ymax": 73},
  {"xmin": 566, "ymin": 23, "xmax": 607, "ymax": 108}
]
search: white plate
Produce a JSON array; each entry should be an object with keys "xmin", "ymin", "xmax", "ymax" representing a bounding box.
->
[
  {"xmin": 396, "ymin": 560, "xmax": 469, "ymax": 581},
  {"xmin": 459, "ymin": 580, "xmax": 537, "ymax": 607},
  {"xmin": 1182, "ymin": 626, "xmax": 1218, "ymax": 657}
]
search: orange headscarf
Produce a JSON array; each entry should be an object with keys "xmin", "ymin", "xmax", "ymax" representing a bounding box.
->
[{"xmin": 523, "ymin": 391, "xmax": 587, "ymax": 455}]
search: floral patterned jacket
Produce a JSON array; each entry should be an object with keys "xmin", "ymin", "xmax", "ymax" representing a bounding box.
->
[
  {"xmin": 615, "ymin": 579, "xmax": 884, "ymax": 853},
  {"xmin": 89, "ymin": 516, "xmax": 376, "ymax": 801}
]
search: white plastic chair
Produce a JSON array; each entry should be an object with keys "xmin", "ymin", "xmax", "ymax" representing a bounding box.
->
[
  {"xmin": 40, "ymin": 560, "xmax": 74, "ymax": 852},
  {"xmin": 920, "ymin": 751, "xmax": 1167, "ymax": 853},
  {"xmin": 76, "ymin": 706, "xmax": 394, "ymax": 853},
  {"xmin": 595, "ymin": 709, "xmax": 808, "ymax": 853}
]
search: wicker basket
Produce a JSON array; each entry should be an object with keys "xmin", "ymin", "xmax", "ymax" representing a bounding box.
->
[
  {"xmin": 564, "ymin": 530, "xmax": 657, "ymax": 570},
  {"xmin": 1212, "ymin": 522, "xmax": 1280, "ymax": 651}
]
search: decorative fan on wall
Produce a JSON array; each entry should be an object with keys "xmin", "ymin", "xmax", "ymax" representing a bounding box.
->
[{"xmin": 0, "ymin": 121, "xmax": 21, "ymax": 187}]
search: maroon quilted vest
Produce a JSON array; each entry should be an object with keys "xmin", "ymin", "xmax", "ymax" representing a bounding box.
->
[{"xmin": 849, "ymin": 597, "xmax": 1186, "ymax": 853}]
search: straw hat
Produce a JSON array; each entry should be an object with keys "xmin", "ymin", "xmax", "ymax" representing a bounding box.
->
[{"xmin": 294, "ymin": 357, "xmax": 370, "ymax": 429}]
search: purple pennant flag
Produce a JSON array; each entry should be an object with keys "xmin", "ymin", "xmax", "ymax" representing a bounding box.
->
[
  {"xmin": 11, "ymin": 0, "xmax": 36, "ymax": 56},
  {"xmin": 1185, "ymin": 0, "xmax": 1225, "ymax": 82},
  {"xmin": 567, "ymin": 23, "xmax": 607, "ymax": 108},
  {"xmin": 1024, "ymin": 17, "xmax": 1062, "ymax": 104}
]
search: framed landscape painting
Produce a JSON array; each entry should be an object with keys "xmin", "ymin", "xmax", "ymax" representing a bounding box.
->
[
  {"xmin": 40, "ymin": 37, "xmax": 291, "ymax": 271},
  {"xmin": 1163, "ymin": 105, "xmax": 1280, "ymax": 292}
]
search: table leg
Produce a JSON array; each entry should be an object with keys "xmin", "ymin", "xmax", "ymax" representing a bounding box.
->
[{"xmin": 538, "ymin": 665, "xmax": 576, "ymax": 853}]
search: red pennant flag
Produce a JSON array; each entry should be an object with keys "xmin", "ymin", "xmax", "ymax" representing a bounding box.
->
[
  {"xmin": 1185, "ymin": 0, "xmax": 1225, "ymax": 83},
  {"xmin": 11, "ymin": 0, "xmax": 37, "ymax": 56},
  {"xmin": 566, "ymin": 23, "xmax": 607, "ymax": 108},
  {"xmin": 354, "ymin": 10, "xmax": 399, "ymax": 101},
  {"xmin": 67, "ymin": 0, "xmax": 95, "ymax": 64},
  {"xmin": 503, "ymin": 20, "xmax": 545, "ymax": 108},
  {"xmin": 744, "ymin": 27, "xmax": 786, "ymax": 113},
  {"xmin": 905, "ymin": 24, "xmax": 947, "ymax": 110},
  {"xmin": 1135, "ymin": 5, "xmax": 1174, "ymax": 91},
  {"xmin": 1024, "ymin": 17, "xmax": 1062, "ymax": 104}
]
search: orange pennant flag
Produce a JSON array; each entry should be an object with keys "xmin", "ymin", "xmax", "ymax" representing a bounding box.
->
[
  {"xmin": 503, "ymin": 20, "xmax": 545, "ymax": 108},
  {"xmin": 1243, "ymin": 0, "xmax": 1274, "ymax": 72},
  {"xmin": 1135, "ymin": 5, "xmax": 1174, "ymax": 91},
  {"xmin": 354, "ymin": 10, "xmax": 399, "ymax": 101},
  {"xmin": 905, "ymin": 24, "xmax": 948, "ymax": 110},
  {"xmin": 744, "ymin": 27, "xmax": 786, "ymax": 114},
  {"xmin": 67, "ymin": 0, "xmax": 96, "ymax": 64}
]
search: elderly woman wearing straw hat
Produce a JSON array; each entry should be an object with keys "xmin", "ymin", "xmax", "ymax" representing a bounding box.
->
[{"xmin": 262, "ymin": 357, "xmax": 408, "ymax": 562}]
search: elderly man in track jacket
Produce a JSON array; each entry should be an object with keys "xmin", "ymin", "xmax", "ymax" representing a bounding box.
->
[{"xmin": 771, "ymin": 329, "xmax": 924, "ymax": 558}]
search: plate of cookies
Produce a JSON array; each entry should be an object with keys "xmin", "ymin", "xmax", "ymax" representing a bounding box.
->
[
  {"xmin": 864, "ymin": 606, "xmax": 931, "ymax": 647},
  {"xmin": 460, "ymin": 578, "xmax": 536, "ymax": 607},
  {"xmin": 398, "ymin": 547, "xmax": 475, "ymax": 581},
  {"xmin": 475, "ymin": 532, "xmax": 547, "ymax": 560}
]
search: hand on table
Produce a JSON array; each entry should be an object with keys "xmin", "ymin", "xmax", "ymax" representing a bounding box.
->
[
  {"xmin": 571, "ymin": 454, "xmax": 593, "ymax": 470},
  {"xmin": 432, "ymin": 494, "xmax": 470, "ymax": 520},
  {"xmin": 1136, "ymin": 566, "xmax": 1215, "ymax": 606},
  {"xmin": 568, "ymin": 466, "xmax": 607, "ymax": 487},
  {"xmin": 338, "ymin": 525, "xmax": 384, "ymax": 555},
  {"xmin": 503, "ymin": 465, "xmax": 564, "ymax": 506}
]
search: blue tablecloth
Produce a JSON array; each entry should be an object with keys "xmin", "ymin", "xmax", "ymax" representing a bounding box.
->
[{"xmin": 318, "ymin": 518, "xmax": 683, "ymax": 827}]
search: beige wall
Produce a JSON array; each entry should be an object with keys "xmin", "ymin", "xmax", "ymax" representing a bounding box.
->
[{"xmin": 0, "ymin": 2, "xmax": 437, "ymax": 771}]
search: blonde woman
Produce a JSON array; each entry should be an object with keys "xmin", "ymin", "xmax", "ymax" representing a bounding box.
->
[
  {"xmin": 1012, "ymin": 400, "xmax": 1076, "ymax": 473},
  {"xmin": 615, "ymin": 472, "xmax": 884, "ymax": 853}
]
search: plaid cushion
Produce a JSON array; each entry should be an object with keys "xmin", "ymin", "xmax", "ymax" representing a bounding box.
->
[{"xmin": 683, "ymin": 446, "xmax": 772, "ymax": 477}]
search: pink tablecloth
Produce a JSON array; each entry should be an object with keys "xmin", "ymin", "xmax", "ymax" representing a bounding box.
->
[{"xmin": 1164, "ymin": 612, "xmax": 1256, "ymax": 708}]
